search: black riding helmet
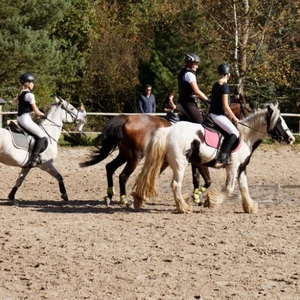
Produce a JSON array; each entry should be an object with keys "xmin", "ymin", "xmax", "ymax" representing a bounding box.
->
[
  {"xmin": 217, "ymin": 64, "xmax": 231, "ymax": 76},
  {"xmin": 19, "ymin": 73, "xmax": 35, "ymax": 84},
  {"xmin": 185, "ymin": 53, "xmax": 200, "ymax": 63}
]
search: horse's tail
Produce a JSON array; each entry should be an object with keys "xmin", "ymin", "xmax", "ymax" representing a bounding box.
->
[
  {"xmin": 79, "ymin": 115, "xmax": 127, "ymax": 167},
  {"xmin": 132, "ymin": 126, "xmax": 171, "ymax": 199}
]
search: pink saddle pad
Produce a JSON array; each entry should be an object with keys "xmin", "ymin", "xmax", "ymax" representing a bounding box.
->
[{"xmin": 204, "ymin": 128, "xmax": 242, "ymax": 152}]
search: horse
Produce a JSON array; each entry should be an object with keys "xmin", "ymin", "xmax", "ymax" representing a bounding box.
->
[
  {"xmin": 79, "ymin": 98, "xmax": 251, "ymax": 207},
  {"xmin": 79, "ymin": 114, "xmax": 211, "ymax": 206},
  {"xmin": 1, "ymin": 96, "xmax": 86, "ymax": 202},
  {"xmin": 183, "ymin": 94, "xmax": 253, "ymax": 204},
  {"xmin": 230, "ymin": 93, "xmax": 253, "ymax": 119},
  {"xmin": 131, "ymin": 103, "xmax": 295, "ymax": 214}
]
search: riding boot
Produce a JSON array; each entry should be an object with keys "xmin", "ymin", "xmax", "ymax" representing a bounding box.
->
[
  {"xmin": 29, "ymin": 137, "xmax": 47, "ymax": 167},
  {"xmin": 215, "ymin": 134, "xmax": 238, "ymax": 167}
]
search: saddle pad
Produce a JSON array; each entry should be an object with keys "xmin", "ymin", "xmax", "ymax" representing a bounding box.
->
[
  {"xmin": 204, "ymin": 128, "xmax": 221, "ymax": 149},
  {"xmin": 204, "ymin": 128, "xmax": 242, "ymax": 152},
  {"xmin": 8, "ymin": 129, "xmax": 29, "ymax": 151}
]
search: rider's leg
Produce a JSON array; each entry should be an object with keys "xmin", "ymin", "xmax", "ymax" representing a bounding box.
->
[
  {"xmin": 216, "ymin": 134, "xmax": 238, "ymax": 165},
  {"xmin": 30, "ymin": 137, "xmax": 47, "ymax": 167}
]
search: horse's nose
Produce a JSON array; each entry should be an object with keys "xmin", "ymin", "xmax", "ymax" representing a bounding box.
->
[{"xmin": 289, "ymin": 135, "xmax": 295, "ymax": 144}]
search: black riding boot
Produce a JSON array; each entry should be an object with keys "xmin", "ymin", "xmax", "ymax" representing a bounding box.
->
[
  {"xmin": 30, "ymin": 137, "xmax": 47, "ymax": 167},
  {"xmin": 215, "ymin": 134, "xmax": 238, "ymax": 167}
]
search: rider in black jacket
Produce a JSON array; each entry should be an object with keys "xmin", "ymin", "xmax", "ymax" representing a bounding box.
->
[{"xmin": 177, "ymin": 53, "xmax": 210, "ymax": 123}]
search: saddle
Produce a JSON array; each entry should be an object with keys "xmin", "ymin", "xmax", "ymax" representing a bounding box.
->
[
  {"xmin": 202, "ymin": 115, "xmax": 241, "ymax": 152},
  {"xmin": 165, "ymin": 111, "xmax": 180, "ymax": 124},
  {"xmin": 8, "ymin": 121, "xmax": 36, "ymax": 151}
]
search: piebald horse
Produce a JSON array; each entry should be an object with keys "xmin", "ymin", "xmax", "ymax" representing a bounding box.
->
[
  {"xmin": 0, "ymin": 97, "xmax": 86, "ymax": 202},
  {"xmin": 132, "ymin": 103, "xmax": 295, "ymax": 213}
]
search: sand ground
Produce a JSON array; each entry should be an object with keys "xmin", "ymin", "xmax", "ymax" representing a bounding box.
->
[{"xmin": 0, "ymin": 145, "xmax": 300, "ymax": 300}]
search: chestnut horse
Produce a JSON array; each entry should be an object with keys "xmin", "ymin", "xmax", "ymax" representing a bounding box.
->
[{"xmin": 80, "ymin": 114, "xmax": 211, "ymax": 206}]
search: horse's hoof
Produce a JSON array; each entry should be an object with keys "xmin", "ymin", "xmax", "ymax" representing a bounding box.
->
[
  {"xmin": 131, "ymin": 192, "xmax": 145, "ymax": 209},
  {"xmin": 61, "ymin": 193, "xmax": 69, "ymax": 201},
  {"xmin": 8, "ymin": 187, "xmax": 18, "ymax": 201},
  {"xmin": 243, "ymin": 201, "xmax": 258, "ymax": 213},
  {"xmin": 119, "ymin": 196, "xmax": 131, "ymax": 208},
  {"xmin": 104, "ymin": 196, "xmax": 111, "ymax": 207},
  {"xmin": 193, "ymin": 187, "xmax": 208, "ymax": 206}
]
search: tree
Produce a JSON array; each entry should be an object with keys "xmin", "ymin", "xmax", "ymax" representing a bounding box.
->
[{"xmin": 0, "ymin": 0, "xmax": 84, "ymax": 108}]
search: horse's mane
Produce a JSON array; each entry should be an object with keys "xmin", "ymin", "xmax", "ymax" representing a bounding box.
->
[
  {"xmin": 238, "ymin": 102, "xmax": 280, "ymax": 140},
  {"xmin": 36, "ymin": 102, "xmax": 59, "ymax": 125}
]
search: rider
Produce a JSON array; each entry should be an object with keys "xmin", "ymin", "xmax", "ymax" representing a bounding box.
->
[
  {"xmin": 16, "ymin": 73, "xmax": 47, "ymax": 167},
  {"xmin": 208, "ymin": 64, "xmax": 240, "ymax": 167},
  {"xmin": 177, "ymin": 53, "xmax": 210, "ymax": 123}
]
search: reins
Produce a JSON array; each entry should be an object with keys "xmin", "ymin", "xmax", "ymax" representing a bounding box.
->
[
  {"xmin": 39, "ymin": 100, "xmax": 79, "ymax": 143},
  {"xmin": 237, "ymin": 121, "xmax": 267, "ymax": 134}
]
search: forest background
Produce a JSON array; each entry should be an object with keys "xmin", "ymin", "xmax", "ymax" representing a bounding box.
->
[{"xmin": 0, "ymin": 0, "xmax": 299, "ymax": 131}]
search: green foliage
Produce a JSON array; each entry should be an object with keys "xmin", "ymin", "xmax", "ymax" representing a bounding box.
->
[
  {"xmin": 0, "ymin": 0, "xmax": 299, "ymax": 124},
  {"xmin": 0, "ymin": 0, "xmax": 86, "ymax": 108}
]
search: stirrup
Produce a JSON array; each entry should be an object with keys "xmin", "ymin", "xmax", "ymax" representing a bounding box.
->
[{"xmin": 28, "ymin": 157, "xmax": 41, "ymax": 168}]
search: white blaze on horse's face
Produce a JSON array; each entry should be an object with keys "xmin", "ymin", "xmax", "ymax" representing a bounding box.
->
[{"xmin": 280, "ymin": 116, "xmax": 295, "ymax": 144}]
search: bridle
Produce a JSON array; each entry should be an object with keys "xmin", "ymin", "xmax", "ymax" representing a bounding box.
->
[
  {"xmin": 40, "ymin": 98, "xmax": 83, "ymax": 143},
  {"xmin": 268, "ymin": 117, "xmax": 290, "ymax": 142},
  {"xmin": 238, "ymin": 112, "xmax": 288, "ymax": 142}
]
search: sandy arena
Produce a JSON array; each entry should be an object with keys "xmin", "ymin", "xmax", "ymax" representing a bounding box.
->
[{"xmin": 0, "ymin": 144, "xmax": 299, "ymax": 300}]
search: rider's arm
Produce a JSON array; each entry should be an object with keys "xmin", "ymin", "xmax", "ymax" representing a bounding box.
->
[
  {"xmin": 31, "ymin": 103, "xmax": 45, "ymax": 118},
  {"xmin": 190, "ymin": 81, "xmax": 209, "ymax": 102},
  {"xmin": 222, "ymin": 94, "xmax": 239, "ymax": 124}
]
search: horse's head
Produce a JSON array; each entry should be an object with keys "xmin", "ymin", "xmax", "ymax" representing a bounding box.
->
[
  {"xmin": 55, "ymin": 96, "xmax": 86, "ymax": 125},
  {"xmin": 230, "ymin": 94, "xmax": 253, "ymax": 119},
  {"xmin": 266, "ymin": 103, "xmax": 295, "ymax": 144}
]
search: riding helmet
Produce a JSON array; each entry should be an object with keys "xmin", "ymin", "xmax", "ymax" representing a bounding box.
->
[
  {"xmin": 184, "ymin": 53, "xmax": 200, "ymax": 63},
  {"xmin": 19, "ymin": 73, "xmax": 35, "ymax": 84},
  {"xmin": 217, "ymin": 64, "xmax": 231, "ymax": 76}
]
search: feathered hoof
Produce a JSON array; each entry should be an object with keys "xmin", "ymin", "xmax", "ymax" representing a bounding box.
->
[
  {"xmin": 204, "ymin": 188, "xmax": 224, "ymax": 210},
  {"xmin": 183, "ymin": 192, "xmax": 191, "ymax": 203},
  {"xmin": 131, "ymin": 192, "xmax": 146, "ymax": 209},
  {"xmin": 243, "ymin": 200, "xmax": 258, "ymax": 213},
  {"xmin": 176, "ymin": 201, "xmax": 193, "ymax": 214}
]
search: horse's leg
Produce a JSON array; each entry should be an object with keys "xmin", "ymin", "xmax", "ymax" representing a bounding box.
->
[
  {"xmin": 118, "ymin": 158, "xmax": 140, "ymax": 207},
  {"xmin": 205, "ymin": 167, "xmax": 236, "ymax": 210},
  {"xmin": 171, "ymin": 162, "xmax": 193, "ymax": 214},
  {"xmin": 105, "ymin": 153, "xmax": 127, "ymax": 206},
  {"xmin": 238, "ymin": 169, "xmax": 258, "ymax": 213},
  {"xmin": 40, "ymin": 163, "xmax": 69, "ymax": 201},
  {"xmin": 8, "ymin": 168, "xmax": 31, "ymax": 201},
  {"xmin": 192, "ymin": 164, "xmax": 212, "ymax": 205}
]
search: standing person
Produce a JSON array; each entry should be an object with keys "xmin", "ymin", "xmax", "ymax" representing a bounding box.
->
[
  {"xmin": 14, "ymin": 73, "xmax": 47, "ymax": 167},
  {"xmin": 77, "ymin": 102, "xmax": 87, "ymax": 132},
  {"xmin": 138, "ymin": 84, "xmax": 156, "ymax": 113},
  {"xmin": 163, "ymin": 92, "xmax": 177, "ymax": 112},
  {"xmin": 208, "ymin": 64, "xmax": 240, "ymax": 167},
  {"xmin": 177, "ymin": 53, "xmax": 210, "ymax": 123}
]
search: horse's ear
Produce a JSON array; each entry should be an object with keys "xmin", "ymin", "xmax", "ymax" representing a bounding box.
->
[
  {"xmin": 267, "ymin": 104, "xmax": 274, "ymax": 116},
  {"xmin": 55, "ymin": 96, "xmax": 63, "ymax": 104}
]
